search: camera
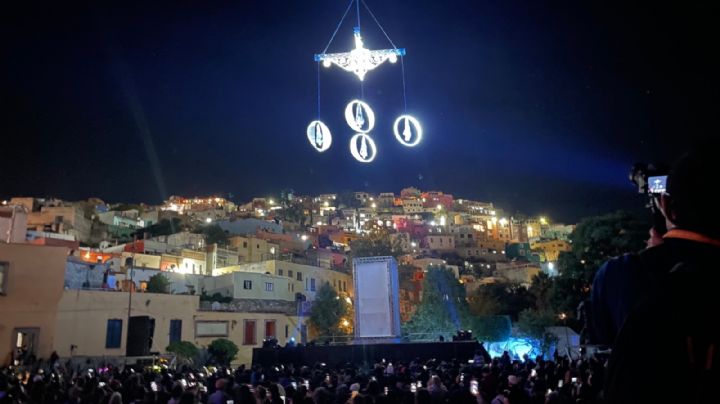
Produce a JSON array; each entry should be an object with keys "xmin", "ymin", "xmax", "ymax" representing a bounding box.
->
[
  {"xmin": 629, "ymin": 162, "xmax": 669, "ymax": 194},
  {"xmin": 629, "ymin": 162, "xmax": 670, "ymax": 234}
]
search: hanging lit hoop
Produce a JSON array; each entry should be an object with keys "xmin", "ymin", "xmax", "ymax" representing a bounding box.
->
[
  {"xmin": 306, "ymin": 120, "xmax": 332, "ymax": 152},
  {"xmin": 393, "ymin": 115, "xmax": 422, "ymax": 147},
  {"xmin": 349, "ymin": 133, "xmax": 377, "ymax": 163},
  {"xmin": 344, "ymin": 100, "xmax": 375, "ymax": 133}
]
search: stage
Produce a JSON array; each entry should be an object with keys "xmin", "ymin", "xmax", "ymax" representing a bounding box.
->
[{"xmin": 252, "ymin": 340, "xmax": 480, "ymax": 367}]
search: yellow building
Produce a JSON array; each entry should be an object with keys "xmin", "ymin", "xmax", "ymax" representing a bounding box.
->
[
  {"xmin": 530, "ymin": 239, "xmax": 572, "ymax": 261},
  {"xmin": 214, "ymin": 260, "xmax": 353, "ymax": 300},
  {"xmin": 228, "ymin": 236, "xmax": 279, "ymax": 263},
  {"xmin": 0, "ymin": 244, "xmax": 303, "ymax": 366},
  {"xmin": 0, "ymin": 243, "xmax": 67, "ymax": 365},
  {"xmin": 54, "ymin": 290, "xmax": 299, "ymax": 366}
]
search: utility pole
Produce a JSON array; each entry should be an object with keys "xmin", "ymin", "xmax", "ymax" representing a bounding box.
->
[{"xmin": 125, "ymin": 235, "xmax": 137, "ymax": 363}]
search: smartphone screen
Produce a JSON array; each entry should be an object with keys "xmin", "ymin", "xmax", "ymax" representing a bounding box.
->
[
  {"xmin": 470, "ymin": 380, "xmax": 479, "ymax": 396},
  {"xmin": 410, "ymin": 383, "xmax": 417, "ymax": 393}
]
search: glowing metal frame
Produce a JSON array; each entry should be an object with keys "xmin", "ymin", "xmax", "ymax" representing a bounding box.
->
[
  {"xmin": 306, "ymin": 120, "xmax": 332, "ymax": 152},
  {"xmin": 344, "ymin": 99, "xmax": 375, "ymax": 133},
  {"xmin": 349, "ymin": 133, "xmax": 377, "ymax": 163},
  {"xmin": 393, "ymin": 115, "xmax": 422, "ymax": 147}
]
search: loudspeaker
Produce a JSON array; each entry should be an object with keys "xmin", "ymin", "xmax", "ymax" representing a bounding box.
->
[{"xmin": 126, "ymin": 316, "xmax": 155, "ymax": 356}]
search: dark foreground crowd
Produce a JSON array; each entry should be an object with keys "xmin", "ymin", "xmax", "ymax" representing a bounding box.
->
[{"xmin": 0, "ymin": 350, "xmax": 607, "ymax": 404}]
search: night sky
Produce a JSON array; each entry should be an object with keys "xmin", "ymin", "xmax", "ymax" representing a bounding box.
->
[{"xmin": 2, "ymin": 1, "xmax": 718, "ymax": 223}]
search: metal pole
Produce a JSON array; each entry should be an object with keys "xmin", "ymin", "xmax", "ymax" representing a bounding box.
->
[{"xmin": 125, "ymin": 235, "xmax": 136, "ymax": 363}]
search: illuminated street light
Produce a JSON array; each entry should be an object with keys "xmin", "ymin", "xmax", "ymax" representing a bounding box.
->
[{"xmin": 205, "ymin": 217, "xmax": 212, "ymax": 223}]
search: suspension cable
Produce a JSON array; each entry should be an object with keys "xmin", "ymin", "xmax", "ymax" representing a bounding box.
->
[
  {"xmin": 360, "ymin": 0, "xmax": 398, "ymax": 49},
  {"xmin": 321, "ymin": 0, "xmax": 355, "ymax": 54}
]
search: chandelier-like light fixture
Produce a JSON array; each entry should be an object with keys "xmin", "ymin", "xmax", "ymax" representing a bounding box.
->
[
  {"xmin": 315, "ymin": 28, "xmax": 405, "ymax": 82},
  {"xmin": 305, "ymin": 0, "xmax": 424, "ymax": 162}
]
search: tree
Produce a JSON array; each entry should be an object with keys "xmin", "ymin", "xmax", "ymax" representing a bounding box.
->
[
  {"xmin": 529, "ymin": 272, "xmax": 553, "ymax": 312},
  {"xmin": 283, "ymin": 202, "xmax": 307, "ymax": 228},
  {"xmin": 308, "ymin": 282, "xmax": 347, "ymax": 338},
  {"xmin": 468, "ymin": 282, "xmax": 534, "ymax": 321},
  {"xmin": 549, "ymin": 211, "xmax": 649, "ymax": 318},
  {"xmin": 208, "ymin": 338, "xmax": 239, "ymax": 366},
  {"xmin": 146, "ymin": 273, "xmax": 170, "ymax": 294},
  {"xmin": 138, "ymin": 218, "xmax": 184, "ymax": 238},
  {"xmin": 166, "ymin": 341, "xmax": 199, "ymax": 365},
  {"xmin": 403, "ymin": 267, "xmax": 473, "ymax": 340},
  {"xmin": 515, "ymin": 309, "xmax": 559, "ymax": 355},
  {"xmin": 470, "ymin": 315, "xmax": 512, "ymax": 342},
  {"xmin": 195, "ymin": 224, "xmax": 229, "ymax": 246},
  {"xmin": 348, "ymin": 231, "xmax": 401, "ymax": 260}
]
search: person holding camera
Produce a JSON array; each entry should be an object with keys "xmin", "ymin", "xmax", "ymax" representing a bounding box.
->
[{"xmin": 592, "ymin": 141, "xmax": 720, "ymax": 402}]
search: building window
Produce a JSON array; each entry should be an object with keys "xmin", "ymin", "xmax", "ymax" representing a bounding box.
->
[
  {"xmin": 285, "ymin": 324, "xmax": 289, "ymax": 339},
  {"xmin": 243, "ymin": 241, "xmax": 248, "ymax": 248},
  {"xmin": 297, "ymin": 272, "xmax": 303, "ymax": 281},
  {"xmin": 265, "ymin": 320, "xmax": 276, "ymax": 339},
  {"xmin": 344, "ymin": 281, "xmax": 347, "ymax": 292},
  {"xmin": 265, "ymin": 282, "xmax": 274, "ymax": 292},
  {"xmin": 106, "ymin": 319, "xmax": 122, "ymax": 348},
  {"xmin": 169, "ymin": 319, "xmax": 182, "ymax": 344},
  {"xmin": 195, "ymin": 321, "xmax": 229, "ymax": 337},
  {"xmin": 278, "ymin": 269, "xmax": 283, "ymax": 276},
  {"xmin": 310, "ymin": 278, "xmax": 316, "ymax": 292},
  {"xmin": 288, "ymin": 270, "xmax": 293, "ymax": 278},
  {"xmin": 243, "ymin": 280, "xmax": 252, "ymax": 289},
  {"xmin": 244, "ymin": 320, "xmax": 257, "ymax": 345},
  {"xmin": 0, "ymin": 262, "xmax": 8, "ymax": 295},
  {"xmin": 199, "ymin": 265, "xmax": 203, "ymax": 272},
  {"xmin": 256, "ymin": 244, "xmax": 260, "ymax": 249},
  {"xmin": 333, "ymin": 280, "xmax": 337, "ymax": 288}
]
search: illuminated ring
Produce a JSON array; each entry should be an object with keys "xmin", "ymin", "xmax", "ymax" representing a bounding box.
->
[
  {"xmin": 393, "ymin": 115, "xmax": 422, "ymax": 147},
  {"xmin": 349, "ymin": 133, "xmax": 377, "ymax": 163},
  {"xmin": 306, "ymin": 120, "xmax": 332, "ymax": 152},
  {"xmin": 344, "ymin": 100, "xmax": 375, "ymax": 133}
]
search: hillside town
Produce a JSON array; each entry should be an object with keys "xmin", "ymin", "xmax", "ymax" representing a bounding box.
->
[{"xmin": 1, "ymin": 188, "xmax": 574, "ymax": 366}]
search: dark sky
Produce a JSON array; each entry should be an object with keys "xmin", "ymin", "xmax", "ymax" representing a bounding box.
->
[{"xmin": 2, "ymin": 1, "xmax": 718, "ymax": 223}]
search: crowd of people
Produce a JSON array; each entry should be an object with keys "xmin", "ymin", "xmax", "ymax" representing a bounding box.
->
[{"xmin": 0, "ymin": 350, "xmax": 607, "ymax": 404}]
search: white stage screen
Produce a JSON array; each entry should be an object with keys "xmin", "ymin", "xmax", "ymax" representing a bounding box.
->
[{"xmin": 353, "ymin": 256, "xmax": 401, "ymax": 340}]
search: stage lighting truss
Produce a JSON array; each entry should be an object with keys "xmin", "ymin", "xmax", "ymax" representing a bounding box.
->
[{"xmin": 306, "ymin": 0, "xmax": 424, "ymax": 162}]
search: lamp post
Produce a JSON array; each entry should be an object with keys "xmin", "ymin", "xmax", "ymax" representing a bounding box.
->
[{"xmin": 559, "ymin": 312, "xmax": 571, "ymax": 359}]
